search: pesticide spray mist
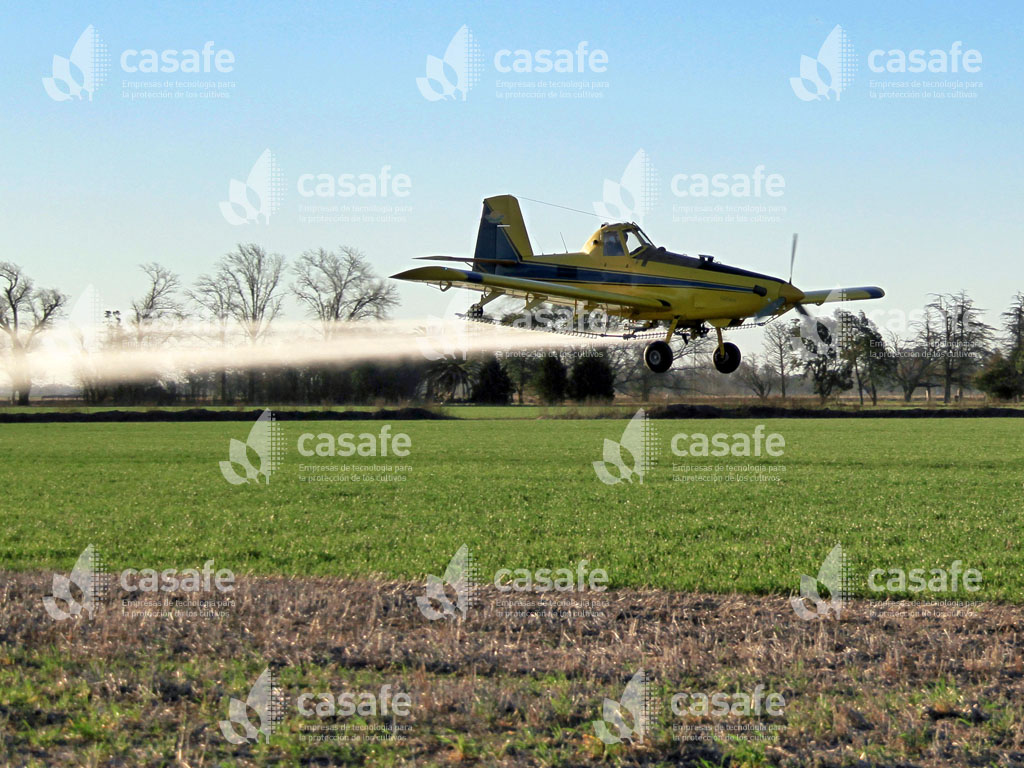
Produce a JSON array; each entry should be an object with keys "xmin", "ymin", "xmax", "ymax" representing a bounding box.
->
[{"xmin": 21, "ymin": 312, "xmax": 628, "ymax": 389}]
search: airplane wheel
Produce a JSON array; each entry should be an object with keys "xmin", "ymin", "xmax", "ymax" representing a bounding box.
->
[
  {"xmin": 644, "ymin": 340, "xmax": 673, "ymax": 373},
  {"xmin": 713, "ymin": 342, "xmax": 741, "ymax": 374}
]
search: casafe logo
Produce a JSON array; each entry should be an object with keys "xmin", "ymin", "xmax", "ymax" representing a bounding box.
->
[
  {"xmin": 791, "ymin": 543, "xmax": 850, "ymax": 620},
  {"xmin": 220, "ymin": 668, "xmax": 284, "ymax": 744},
  {"xmin": 219, "ymin": 149, "xmax": 286, "ymax": 226},
  {"xmin": 790, "ymin": 25, "xmax": 856, "ymax": 101},
  {"xmin": 593, "ymin": 669, "xmax": 651, "ymax": 745},
  {"xmin": 42, "ymin": 26, "xmax": 110, "ymax": 102},
  {"xmin": 416, "ymin": 25, "xmax": 483, "ymax": 101},
  {"xmin": 297, "ymin": 425, "xmax": 411, "ymax": 457},
  {"xmin": 593, "ymin": 409, "xmax": 656, "ymax": 485},
  {"xmin": 43, "ymin": 545, "xmax": 109, "ymax": 620},
  {"xmin": 593, "ymin": 149, "xmax": 659, "ymax": 226},
  {"xmin": 220, "ymin": 409, "xmax": 285, "ymax": 484},
  {"xmin": 416, "ymin": 545, "xmax": 480, "ymax": 620}
]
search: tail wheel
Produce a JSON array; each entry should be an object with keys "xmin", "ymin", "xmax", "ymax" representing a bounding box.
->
[
  {"xmin": 644, "ymin": 340, "xmax": 673, "ymax": 373},
  {"xmin": 713, "ymin": 342, "xmax": 742, "ymax": 374}
]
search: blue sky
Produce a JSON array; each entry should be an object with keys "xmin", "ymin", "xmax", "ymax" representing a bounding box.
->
[{"xmin": 2, "ymin": 0, "xmax": 1021, "ymax": 337}]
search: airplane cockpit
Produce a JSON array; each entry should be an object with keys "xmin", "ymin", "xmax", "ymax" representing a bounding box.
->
[{"xmin": 587, "ymin": 223, "xmax": 655, "ymax": 259}]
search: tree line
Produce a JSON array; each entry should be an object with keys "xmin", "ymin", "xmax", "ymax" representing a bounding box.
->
[{"xmin": 2, "ymin": 249, "xmax": 1022, "ymax": 406}]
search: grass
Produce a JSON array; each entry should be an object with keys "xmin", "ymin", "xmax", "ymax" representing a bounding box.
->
[
  {"xmin": 3, "ymin": 413, "xmax": 1023, "ymax": 765},
  {"xmin": 1, "ymin": 416, "xmax": 1021, "ymax": 600},
  {"xmin": 5, "ymin": 575, "xmax": 1023, "ymax": 766}
]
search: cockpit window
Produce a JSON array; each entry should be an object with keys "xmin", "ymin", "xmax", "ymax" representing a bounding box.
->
[
  {"xmin": 624, "ymin": 229, "xmax": 648, "ymax": 255},
  {"xmin": 602, "ymin": 231, "xmax": 625, "ymax": 257}
]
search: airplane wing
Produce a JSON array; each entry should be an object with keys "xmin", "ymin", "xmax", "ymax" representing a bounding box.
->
[
  {"xmin": 800, "ymin": 286, "xmax": 885, "ymax": 305},
  {"xmin": 391, "ymin": 265, "xmax": 668, "ymax": 313}
]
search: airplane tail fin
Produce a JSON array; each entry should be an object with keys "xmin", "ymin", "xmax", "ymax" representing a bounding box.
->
[{"xmin": 473, "ymin": 195, "xmax": 533, "ymax": 272}]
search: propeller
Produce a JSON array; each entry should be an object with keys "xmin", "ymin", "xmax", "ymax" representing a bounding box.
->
[
  {"xmin": 786, "ymin": 233, "xmax": 813, "ymax": 316},
  {"xmin": 754, "ymin": 233, "xmax": 803, "ymax": 322},
  {"xmin": 788, "ymin": 233, "xmax": 798, "ymax": 285}
]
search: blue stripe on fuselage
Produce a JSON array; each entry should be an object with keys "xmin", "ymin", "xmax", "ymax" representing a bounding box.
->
[{"xmin": 496, "ymin": 261, "xmax": 774, "ymax": 292}]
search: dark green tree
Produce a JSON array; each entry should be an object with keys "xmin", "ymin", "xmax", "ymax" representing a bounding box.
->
[
  {"xmin": 534, "ymin": 353, "xmax": 568, "ymax": 404},
  {"xmin": 976, "ymin": 352, "xmax": 1024, "ymax": 401},
  {"xmin": 568, "ymin": 353, "xmax": 616, "ymax": 402},
  {"xmin": 471, "ymin": 356, "xmax": 513, "ymax": 404}
]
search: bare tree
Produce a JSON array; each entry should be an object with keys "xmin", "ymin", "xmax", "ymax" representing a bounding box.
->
[
  {"xmin": 292, "ymin": 247, "xmax": 398, "ymax": 337},
  {"xmin": 737, "ymin": 353, "xmax": 774, "ymax": 400},
  {"xmin": 199, "ymin": 244, "xmax": 286, "ymax": 401},
  {"xmin": 886, "ymin": 328, "xmax": 938, "ymax": 402},
  {"xmin": 0, "ymin": 262, "xmax": 67, "ymax": 405},
  {"xmin": 763, "ymin": 320, "xmax": 795, "ymax": 399},
  {"xmin": 189, "ymin": 272, "xmax": 234, "ymax": 402},
  {"xmin": 129, "ymin": 263, "xmax": 182, "ymax": 345}
]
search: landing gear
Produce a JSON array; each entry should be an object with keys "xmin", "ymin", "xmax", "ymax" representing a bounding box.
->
[
  {"xmin": 712, "ymin": 327, "xmax": 741, "ymax": 374},
  {"xmin": 643, "ymin": 340, "xmax": 673, "ymax": 373},
  {"xmin": 467, "ymin": 303, "xmax": 484, "ymax": 320},
  {"xmin": 713, "ymin": 343, "xmax": 741, "ymax": 373}
]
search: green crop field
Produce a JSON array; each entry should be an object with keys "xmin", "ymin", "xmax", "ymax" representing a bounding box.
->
[
  {"xmin": 2, "ymin": 416, "xmax": 1021, "ymax": 600},
  {"xmin": 5, "ymin": 414, "xmax": 1024, "ymax": 767}
]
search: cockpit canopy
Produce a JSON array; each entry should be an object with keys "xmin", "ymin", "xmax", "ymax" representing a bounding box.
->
[{"xmin": 583, "ymin": 223, "xmax": 654, "ymax": 258}]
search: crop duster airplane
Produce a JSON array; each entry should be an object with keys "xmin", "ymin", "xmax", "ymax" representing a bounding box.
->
[{"xmin": 391, "ymin": 195, "xmax": 885, "ymax": 373}]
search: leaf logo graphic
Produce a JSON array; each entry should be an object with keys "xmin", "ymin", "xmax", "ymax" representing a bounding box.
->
[
  {"xmin": 791, "ymin": 543, "xmax": 850, "ymax": 620},
  {"xmin": 220, "ymin": 409, "xmax": 284, "ymax": 485},
  {"xmin": 593, "ymin": 149, "xmax": 659, "ymax": 226},
  {"xmin": 790, "ymin": 25, "xmax": 856, "ymax": 101},
  {"xmin": 219, "ymin": 149, "xmax": 285, "ymax": 225},
  {"xmin": 593, "ymin": 409, "xmax": 654, "ymax": 485},
  {"xmin": 416, "ymin": 25, "xmax": 483, "ymax": 102},
  {"xmin": 43, "ymin": 545, "xmax": 108, "ymax": 621},
  {"xmin": 789, "ymin": 288, "xmax": 847, "ymax": 360},
  {"xmin": 415, "ymin": 295, "xmax": 471, "ymax": 362},
  {"xmin": 219, "ymin": 668, "xmax": 283, "ymax": 744},
  {"xmin": 593, "ymin": 669, "xmax": 650, "ymax": 745},
  {"xmin": 42, "ymin": 25, "xmax": 110, "ymax": 102},
  {"xmin": 416, "ymin": 545, "xmax": 478, "ymax": 620}
]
